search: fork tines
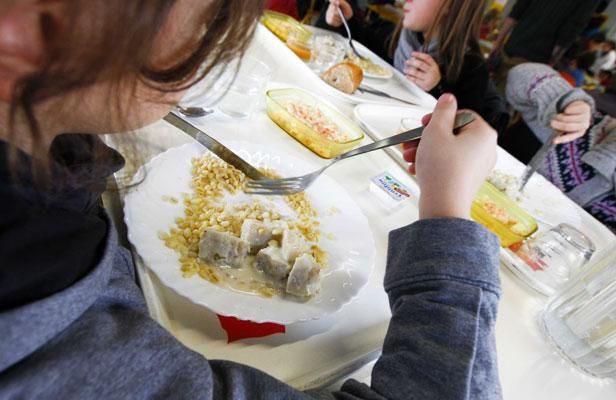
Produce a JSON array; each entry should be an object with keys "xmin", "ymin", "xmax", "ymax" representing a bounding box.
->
[{"xmin": 244, "ymin": 179, "xmax": 304, "ymax": 196}]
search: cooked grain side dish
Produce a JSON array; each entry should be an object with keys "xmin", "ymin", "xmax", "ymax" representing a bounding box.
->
[{"xmin": 160, "ymin": 154, "xmax": 327, "ymax": 300}]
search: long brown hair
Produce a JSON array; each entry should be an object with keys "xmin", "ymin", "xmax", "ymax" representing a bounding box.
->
[
  {"xmin": 389, "ymin": 0, "xmax": 487, "ymax": 84},
  {"xmin": 7, "ymin": 0, "xmax": 265, "ymax": 179}
]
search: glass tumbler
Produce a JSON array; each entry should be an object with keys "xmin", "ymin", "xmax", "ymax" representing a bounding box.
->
[
  {"xmin": 541, "ymin": 245, "xmax": 616, "ymax": 378},
  {"xmin": 286, "ymin": 28, "xmax": 312, "ymax": 62},
  {"xmin": 504, "ymin": 223, "xmax": 595, "ymax": 296},
  {"xmin": 217, "ymin": 55, "xmax": 271, "ymax": 119},
  {"xmin": 309, "ymin": 35, "xmax": 345, "ymax": 74}
]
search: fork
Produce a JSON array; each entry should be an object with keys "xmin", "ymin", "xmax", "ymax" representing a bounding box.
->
[
  {"xmin": 244, "ymin": 112, "xmax": 475, "ymax": 196},
  {"xmin": 336, "ymin": 5, "xmax": 368, "ymax": 60}
]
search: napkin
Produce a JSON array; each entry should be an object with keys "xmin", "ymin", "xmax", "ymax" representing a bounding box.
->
[{"xmin": 217, "ymin": 315, "xmax": 285, "ymax": 343}]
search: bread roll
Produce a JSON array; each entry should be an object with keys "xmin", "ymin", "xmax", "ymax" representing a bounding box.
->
[{"xmin": 322, "ymin": 62, "xmax": 363, "ymax": 94}]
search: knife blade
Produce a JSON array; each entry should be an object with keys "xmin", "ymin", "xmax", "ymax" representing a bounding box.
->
[
  {"xmin": 357, "ymin": 85, "xmax": 417, "ymax": 106},
  {"xmin": 518, "ymin": 99, "xmax": 568, "ymax": 192},
  {"xmin": 163, "ymin": 111, "xmax": 267, "ymax": 180},
  {"xmin": 517, "ymin": 129, "xmax": 561, "ymax": 192}
]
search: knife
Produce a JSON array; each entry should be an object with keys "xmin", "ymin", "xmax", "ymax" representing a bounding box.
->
[
  {"xmin": 517, "ymin": 130, "xmax": 561, "ymax": 192},
  {"xmin": 517, "ymin": 99, "xmax": 568, "ymax": 192},
  {"xmin": 163, "ymin": 111, "xmax": 267, "ymax": 180},
  {"xmin": 357, "ymin": 85, "xmax": 417, "ymax": 106}
]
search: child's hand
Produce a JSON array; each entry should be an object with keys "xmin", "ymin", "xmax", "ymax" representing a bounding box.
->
[
  {"xmin": 550, "ymin": 100, "xmax": 592, "ymax": 144},
  {"xmin": 404, "ymin": 52, "xmax": 441, "ymax": 91},
  {"xmin": 325, "ymin": 0, "xmax": 353, "ymax": 28},
  {"xmin": 402, "ymin": 94, "xmax": 497, "ymax": 220}
]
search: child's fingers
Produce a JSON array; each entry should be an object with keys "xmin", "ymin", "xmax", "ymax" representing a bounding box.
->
[
  {"xmin": 405, "ymin": 57, "xmax": 429, "ymax": 72},
  {"xmin": 411, "ymin": 52, "xmax": 436, "ymax": 66},
  {"xmin": 403, "ymin": 146, "xmax": 418, "ymax": 163},
  {"xmin": 402, "ymin": 138, "xmax": 420, "ymax": 150},
  {"xmin": 553, "ymin": 113, "xmax": 588, "ymax": 123},
  {"xmin": 550, "ymin": 119, "xmax": 588, "ymax": 133},
  {"xmin": 326, "ymin": 4, "xmax": 342, "ymax": 24},
  {"xmin": 341, "ymin": 3, "xmax": 353, "ymax": 18},
  {"xmin": 404, "ymin": 69, "xmax": 424, "ymax": 81},
  {"xmin": 404, "ymin": 67, "xmax": 426, "ymax": 77},
  {"xmin": 563, "ymin": 101, "xmax": 591, "ymax": 115},
  {"xmin": 428, "ymin": 94, "xmax": 458, "ymax": 134},
  {"xmin": 564, "ymin": 105, "xmax": 590, "ymax": 115},
  {"xmin": 553, "ymin": 131, "xmax": 585, "ymax": 144},
  {"xmin": 408, "ymin": 163, "xmax": 416, "ymax": 175}
]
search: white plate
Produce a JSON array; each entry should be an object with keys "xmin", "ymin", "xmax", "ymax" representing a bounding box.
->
[
  {"xmin": 354, "ymin": 103, "xmax": 429, "ymax": 136},
  {"xmin": 362, "ymin": 67, "xmax": 394, "ymax": 80},
  {"xmin": 124, "ymin": 141, "xmax": 375, "ymax": 324},
  {"xmin": 351, "ymin": 54, "xmax": 394, "ymax": 80},
  {"xmin": 322, "ymin": 65, "xmax": 432, "ymax": 106}
]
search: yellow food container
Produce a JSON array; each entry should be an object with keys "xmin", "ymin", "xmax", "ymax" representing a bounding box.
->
[
  {"xmin": 471, "ymin": 181, "xmax": 538, "ymax": 247},
  {"xmin": 266, "ymin": 88, "xmax": 365, "ymax": 158},
  {"xmin": 260, "ymin": 10, "xmax": 311, "ymax": 43}
]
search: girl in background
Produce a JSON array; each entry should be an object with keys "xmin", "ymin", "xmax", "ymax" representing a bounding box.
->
[
  {"xmin": 324, "ymin": 0, "xmax": 508, "ymax": 133},
  {"xmin": 392, "ymin": 0, "xmax": 507, "ymax": 130}
]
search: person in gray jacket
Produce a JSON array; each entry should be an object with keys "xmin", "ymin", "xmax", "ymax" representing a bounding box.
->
[
  {"xmin": 506, "ymin": 63, "xmax": 615, "ymax": 232},
  {"xmin": 0, "ymin": 1, "xmax": 502, "ymax": 399}
]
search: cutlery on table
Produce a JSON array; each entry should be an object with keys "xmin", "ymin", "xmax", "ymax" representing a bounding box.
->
[
  {"xmin": 357, "ymin": 85, "xmax": 417, "ymax": 106},
  {"xmin": 336, "ymin": 5, "xmax": 368, "ymax": 60},
  {"xmin": 517, "ymin": 130, "xmax": 560, "ymax": 192},
  {"xmin": 244, "ymin": 112, "xmax": 475, "ymax": 196},
  {"xmin": 176, "ymin": 106, "xmax": 214, "ymax": 118},
  {"xmin": 517, "ymin": 99, "xmax": 568, "ymax": 192},
  {"xmin": 163, "ymin": 111, "xmax": 267, "ymax": 181}
]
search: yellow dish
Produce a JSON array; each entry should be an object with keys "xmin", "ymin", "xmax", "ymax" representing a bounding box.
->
[
  {"xmin": 471, "ymin": 181, "xmax": 538, "ymax": 247},
  {"xmin": 260, "ymin": 10, "xmax": 311, "ymax": 43},
  {"xmin": 266, "ymin": 88, "xmax": 365, "ymax": 158}
]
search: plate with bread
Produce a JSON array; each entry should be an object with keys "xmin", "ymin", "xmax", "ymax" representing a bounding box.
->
[
  {"xmin": 259, "ymin": 21, "xmax": 436, "ymax": 108},
  {"xmin": 320, "ymin": 61, "xmax": 428, "ymax": 106}
]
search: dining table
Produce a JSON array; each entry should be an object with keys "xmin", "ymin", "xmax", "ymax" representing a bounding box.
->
[{"xmin": 102, "ymin": 23, "xmax": 616, "ymax": 399}]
